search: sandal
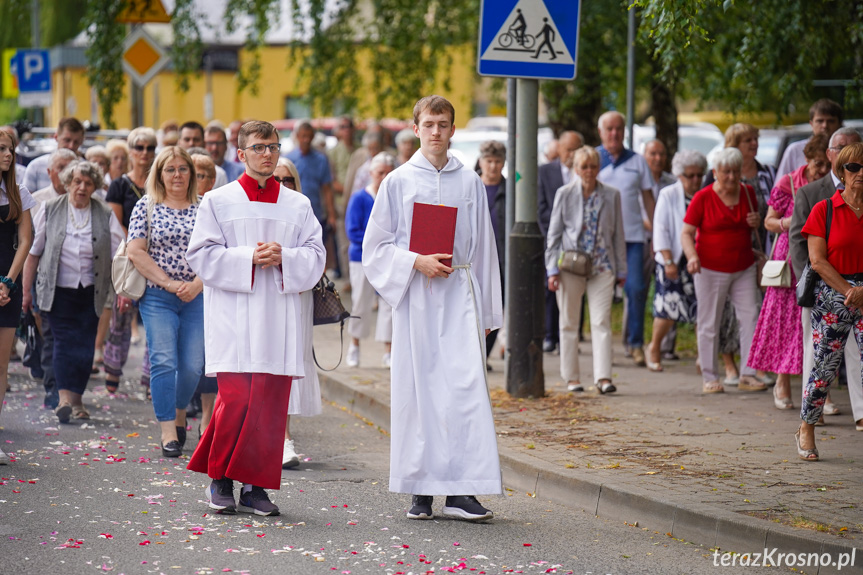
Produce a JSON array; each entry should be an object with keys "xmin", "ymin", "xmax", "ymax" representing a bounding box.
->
[
  {"xmin": 738, "ymin": 376, "xmax": 767, "ymax": 392},
  {"xmin": 72, "ymin": 405, "xmax": 90, "ymax": 420},
  {"xmin": 822, "ymin": 403, "xmax": 840, "ymax": 416},
  {"xmin": 773, "ymin": 386, "xmax": 794, "ymax": 410},
  {"xmin": 702, "ymin": 381, "xmax": 724, "ymax": 394},
  {"xmin": 647, "ymin": 361, "xmax": 663, "ymax": 372},
  {"xmin": 795, "ymin": 427, "xmax": 819, "ymax": 461},
  {"xmin": 105, "ymin": 380, "xmax": 119, "ymax": 394},
  {"xmin": 646, "ymin": 344, "xmax": 663, "ymax": 372}
]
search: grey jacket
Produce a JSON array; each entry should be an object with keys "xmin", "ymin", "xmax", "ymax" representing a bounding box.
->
[
  {"xmin": 36, "ymin": 194, "xmax": 114, "ymax": 316},
  {"xmin": 788, "ymin": 174, "xmax": 837, "ymax": 279},
  {"xmin": 545, "ymin": 180, "xmax": 627, "ymax": 278}
]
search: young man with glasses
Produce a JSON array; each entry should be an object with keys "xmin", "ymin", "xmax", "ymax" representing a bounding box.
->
[{"xmin": 186, "ymin": 121, "xmax": 325, "ymax": 517}]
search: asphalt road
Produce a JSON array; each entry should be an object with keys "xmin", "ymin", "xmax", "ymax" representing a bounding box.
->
[{"xmin": 0, "ymin": 374, "xmax": 804, "ymax": 575}]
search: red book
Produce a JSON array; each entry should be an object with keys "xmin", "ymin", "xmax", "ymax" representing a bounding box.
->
[{"xmin": 409, "ymin": 202, "xmax": 458, "ymax": 268}]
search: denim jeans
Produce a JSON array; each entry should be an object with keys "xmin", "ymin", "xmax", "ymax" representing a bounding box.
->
[
  {"xmin": 139, "ymin": 287, "xmax": 204, "ymax": 422},
  {"xmin": 624, "ymin": 242, "xmax": 648, "ymax": 348}
]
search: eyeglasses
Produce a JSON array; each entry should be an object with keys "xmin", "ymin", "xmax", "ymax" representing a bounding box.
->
[
  {"xmin": 275, "ymin": 176, "xmax": 296, "ymax": 186},
  {"xmin": 243, "ymin": 143, "xmax": 281, "ymax": 154},
  {"xmin": 809, "ymin": 160, "xmax": 829, "ymax": 169},
  {"xmin": 164, "ymin": 166, "xmax": 190, "ymax": 175},
  {"xmin": 132, "ymin": 145, "xmax": 156, "ymax": 153},
  {"xmin": 829, "ymin": 145, "xmax": 846, "ymax": 152},
  {"xmin": 844, "ymin": 162, "xmax": 863, "ymax": 173},
  {"xmin": 195, "ymin": 173, "xmax": 212, "ymax": 181},
  {"xmin": 681, "ymin": 172, "xmax": 704, "ymax": 180}
]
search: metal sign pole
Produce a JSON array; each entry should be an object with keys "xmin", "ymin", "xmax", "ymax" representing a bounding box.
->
[{"xmin": 506, "ymin": 78, "xmax": 544, "ymax": 398}]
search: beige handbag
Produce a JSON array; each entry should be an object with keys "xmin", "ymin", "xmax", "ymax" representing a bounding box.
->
[
  {"xmin": 111, "ymin": 198, "xmax": 153, "ymax": 300},
  {"xmin": 761, "ymin": 176, "xmax": 794, "ymax": 289},
  {"xmin": 558, "ymin": 250, "xmax": 593, "ymax": 277}
]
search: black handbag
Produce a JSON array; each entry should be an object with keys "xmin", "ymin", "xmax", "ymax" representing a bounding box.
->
[
  {"xmin": 311, "ymin": 273, "xmax": 356, "ymax": 371},
  {"xmin": 20, "ymin": 310, "xmax": 42, "ymax": 370},
  {"xmin": 796, "ymin": 199, "xmax": 832, "ymax": 307}
]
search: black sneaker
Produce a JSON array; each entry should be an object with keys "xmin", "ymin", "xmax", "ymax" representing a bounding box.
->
[
  {"xmin": 442, "ymin": 495, "xmax": 493, "ymax": 521},
  {"xmin": 207, "ymin": 478, "xmax": 236, "ymax": 514},
  {"xmin": 238, "ymin": 485, "xmax": 280, "ymax": 516},
  {"xmin": 407, "ymin": 495, "xmax": 434, "ymax": 519}
]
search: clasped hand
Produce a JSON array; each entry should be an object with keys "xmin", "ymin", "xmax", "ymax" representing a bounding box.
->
[
  {"xmin": 414, "ymin": 253, "xmax": 453, "ymax": 280},
  {"xmin": 254, "ymin": 241, "xmax": 283, "ymax": 269},
  {"xmin": 0, "ymin": 283, "xmax": 10, "ymax": 307},
  {"xmin": 746, "ymin": 211, "xmax": 760, "ymax": 229}
]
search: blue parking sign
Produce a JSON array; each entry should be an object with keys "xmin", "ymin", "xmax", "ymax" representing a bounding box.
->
[
  {"xmin": 15, "ymin": 50, "xmax": 51, "ymax": 92},
  {"xmin": 478, "ymin": 0, "xmax": 580, "ymax": 80}
]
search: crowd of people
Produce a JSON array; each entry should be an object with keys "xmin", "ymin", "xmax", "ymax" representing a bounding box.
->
[
  {"xmin": 0, "ymin": 94, "xmax": 858, "ymax": 513},
  {"xmin": 538, "ymin": 98, "xmax": 863, "ymax": 463}
]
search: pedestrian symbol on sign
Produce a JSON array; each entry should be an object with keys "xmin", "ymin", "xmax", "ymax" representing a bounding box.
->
[{"xmin": 482, "ymin": 0, "xmax": 574, "ymax": 66}]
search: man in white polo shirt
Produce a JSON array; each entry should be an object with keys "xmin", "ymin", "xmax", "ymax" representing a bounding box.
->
[{"xmin": 597, "ymin": 111, "xmax": 654, "ymax": 367}]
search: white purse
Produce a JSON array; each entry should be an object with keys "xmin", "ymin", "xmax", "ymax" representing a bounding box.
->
[{"xmin": 111, "ymin": 198, "xmax": 153, "ymax": 300}]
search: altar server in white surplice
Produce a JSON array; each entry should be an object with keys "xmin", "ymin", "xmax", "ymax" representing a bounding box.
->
[
  {"xmin": 186, "ymin": 121, "xmax": 325, "ymax": 517},
  {"xmin": 362, "ymin": 95, "xmax": 503, "ymax": 522}
]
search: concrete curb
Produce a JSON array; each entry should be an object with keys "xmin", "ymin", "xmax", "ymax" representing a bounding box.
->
[{"xmin": 318, "ymin": 372, "xmax": 862, "ymax": 575}]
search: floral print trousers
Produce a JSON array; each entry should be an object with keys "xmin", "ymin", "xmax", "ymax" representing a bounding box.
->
[{"xmin": 804, "ymin": 280, "xmax": 863, "ymax": 424}]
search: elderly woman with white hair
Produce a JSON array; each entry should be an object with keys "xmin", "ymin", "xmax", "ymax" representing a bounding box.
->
[
  {"xmin": 23, "ymin": 160, "xmax": 125, "ymax": 422},
  {"xmin": 646, "ymin": 150, "xmax": 707, "ymax": 372},
  {"xmin": 345, "ymin": 152, "xmax": 395, "ymax": 369},
  {"xmin": 681, "ymin": 147, "xmax": 767, "ymax": 394},
  {"xmin": 546, "ymin": 146, "xmax": 627, "ymax": 395},
  {"xmin": 395, "ymin": 128, "xmax": 418, "ymax": 166}
]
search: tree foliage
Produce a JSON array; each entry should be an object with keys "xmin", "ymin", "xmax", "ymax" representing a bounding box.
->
[
  {"xmin": 82, "ymin": 1, "xmax": 127, "ymax": 129},
  {"xmin": 636, "ymin": 0, "xmax": 863, "ymax": 119},
  {"xmin": 289, "ymin": 0, "xmax": 481, "ymax": 118},
  {"xmin": 224, "ymin": 0, "xmax": 282, "ymax": 96},
  {"xmin": 169, "ymin": 0, "xmax": 204, "ymax": 92}
]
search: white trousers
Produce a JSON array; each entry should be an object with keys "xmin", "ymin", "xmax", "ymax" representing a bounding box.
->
[
  {"xmin": 693, "ymin": 265, "xmax": 759, "ymax": 383},
  {"xmin": 800, "ymin": 306, "xmax": 863, "ymax": 421},
  {"xmin": 557, "ymin": 271, "xmax": 615, "ymax": 383},
  {"xmin": 348, "ymin": 261, "xmax": 392, "ymax": 342}
]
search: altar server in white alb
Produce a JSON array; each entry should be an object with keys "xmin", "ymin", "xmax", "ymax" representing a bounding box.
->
[
  {"xmin": 186, "ymin": 121, "xmax": 325, "ymax": 517},
  {"xmin": 362, "ymin": 95, "xmax": 503, "ymax": 521}
]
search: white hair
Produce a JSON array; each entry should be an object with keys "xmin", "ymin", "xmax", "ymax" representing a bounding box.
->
[
  {"xmin": 712, "ymin": 147, "xmax": 743, "ymax": 170},
  {"xmin": 597, "ymin": 111, "xmax": 625, "ymax": 131},
  {"xmin": 671, "ymin": 150, "xmax": 707, "ymax": 176},
  {"xmin": 369, "ymin": 152, "xmax": 396, "ymax": 171}
]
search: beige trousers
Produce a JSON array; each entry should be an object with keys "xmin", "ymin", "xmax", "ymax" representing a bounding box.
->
[{"xmin": 557, "ymin": 271, "xmax": 616, "ymax": 384}]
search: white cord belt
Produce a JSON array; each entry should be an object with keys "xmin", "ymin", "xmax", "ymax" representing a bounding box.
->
[{"xmin": 452, "ymin": 263, "xmax": 489, "ymax": 387}]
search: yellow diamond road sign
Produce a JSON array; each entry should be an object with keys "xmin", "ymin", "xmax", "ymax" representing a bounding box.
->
[{"xmin": 122, "ymin": 27, "xmax": 168, "ymax": 88}]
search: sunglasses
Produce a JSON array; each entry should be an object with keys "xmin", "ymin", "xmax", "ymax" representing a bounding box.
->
[
  {"xmin": 844, "ymin": 163, "xmax": 863, "ymax": 174},
  {"xmin": 132, "ymin": 145, "xmax": 156, "ymax": 153},
  {"xmin": 275, "ymin": 176, "xmax": 296, "ymax": 186}
]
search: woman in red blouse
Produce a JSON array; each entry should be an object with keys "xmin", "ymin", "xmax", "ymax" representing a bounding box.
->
[
  {"xmin": 681, "ymin": 147, "xmax": 767, "ymax": 394},
  {"xmin": 798, "ymin": 142, "xmax": 863, "ymax": 461}
]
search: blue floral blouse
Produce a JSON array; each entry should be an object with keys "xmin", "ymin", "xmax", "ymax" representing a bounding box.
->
[
  {"xmin": 127, "ymin": 197, "xmax": 198, "ymax": 290},
  {"xmin": 576, "ymin": 191, "xmax": 612, "ymax": 275}
]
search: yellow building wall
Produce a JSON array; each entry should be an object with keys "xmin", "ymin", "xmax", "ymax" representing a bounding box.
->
[{"xmin": 48, "ymin": 45, "xmax": 477, "ymax": 130}]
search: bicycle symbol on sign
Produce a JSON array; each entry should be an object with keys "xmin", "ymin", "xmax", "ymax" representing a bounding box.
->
[{"xmin": 497, "ymin": 9, "xmax": 536, "ymax": 50}]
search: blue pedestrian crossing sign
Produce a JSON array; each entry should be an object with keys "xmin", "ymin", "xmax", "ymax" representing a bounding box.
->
[{"xmin": 478, "ymin": 0, "xmax": 580, "ymax": 80}]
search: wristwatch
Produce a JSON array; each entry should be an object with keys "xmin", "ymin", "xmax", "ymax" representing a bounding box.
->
[{"xmin": 664, "ymin": 259, "xmax": 674, "ymax": 266}]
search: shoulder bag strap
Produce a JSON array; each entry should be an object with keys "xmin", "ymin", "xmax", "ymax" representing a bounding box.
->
[
  {"xmin": 123, "ymin": 174, "xmax": 143, "ymax": 200},
  {"xmin": 312, "ymin": 321, "xmax": 346, "ymax": 371},
  {"xmin": 742, "ymin": 183, "xmax": 765, "ymax": 253}
]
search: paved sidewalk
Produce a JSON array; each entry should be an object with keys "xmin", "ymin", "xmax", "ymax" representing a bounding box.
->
[{"xmin": 313, "ymin": 286, "xmax": 863, "ymax": 575}]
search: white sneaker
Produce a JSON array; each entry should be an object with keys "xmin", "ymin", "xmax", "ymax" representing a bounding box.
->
[
  {"xmin": 381, "ymin": 352, "xmax": 391, "ymax": 369},
  {"xmin": 346, "ymin": 344, "xmax": 360, "ymax": 367},
  {"xmin": 282, "ymin": 439, "xmax": 299, "ymax": 469},
  {"xmin": 0, "ymin": 447, "xmax": 9, "ymax": 465}
]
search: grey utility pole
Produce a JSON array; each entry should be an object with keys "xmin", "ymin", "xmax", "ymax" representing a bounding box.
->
[
  {"xmin": 505, "ymin": 78, "xmax": 544, "ymax": 398},
  {"xmin": 30, "ymin": 0, "xmax": 44, "ymax": 127}
]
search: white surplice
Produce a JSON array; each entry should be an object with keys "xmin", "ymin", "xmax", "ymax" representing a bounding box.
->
[
  {"xmin": 186, "ymin": 181, "xmax": 325, "ymax": 378},
  {"xmin": 362, "ymin": 150, "xmax": 503, "ymax": 495}
]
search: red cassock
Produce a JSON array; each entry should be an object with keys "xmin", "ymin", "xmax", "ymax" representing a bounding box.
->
[{"xmin": 187, "ymin": 174, "xmax": 294, "ymax": 490}]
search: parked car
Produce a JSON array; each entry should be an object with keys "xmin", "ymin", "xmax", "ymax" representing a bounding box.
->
[
  {"xmin": 449, "ymin": 126, "xmax": 555, "ymax": 171},
  {"xmin": 14, "ymin": 125, "xmax": 130, "ymax": 166},
  {"xmin": 631, "ymin": 123, "xmax": 725, "ymax": 166}
]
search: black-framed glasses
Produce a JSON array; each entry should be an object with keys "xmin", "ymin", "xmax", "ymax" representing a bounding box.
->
[
  {"xmin": 243, "ymin": 143, "xmax": 281, "ymax": 154},
  {"xmin": 275, "ymin": 176, "xmax": 296, "ymax": 186},
  {"xmin": 844, "ymin": 162, "xmax": 863, "ymax": 173},
  {"xmin": 132, "ymin": 144, "xmax": 156, "ymax": 152}
]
